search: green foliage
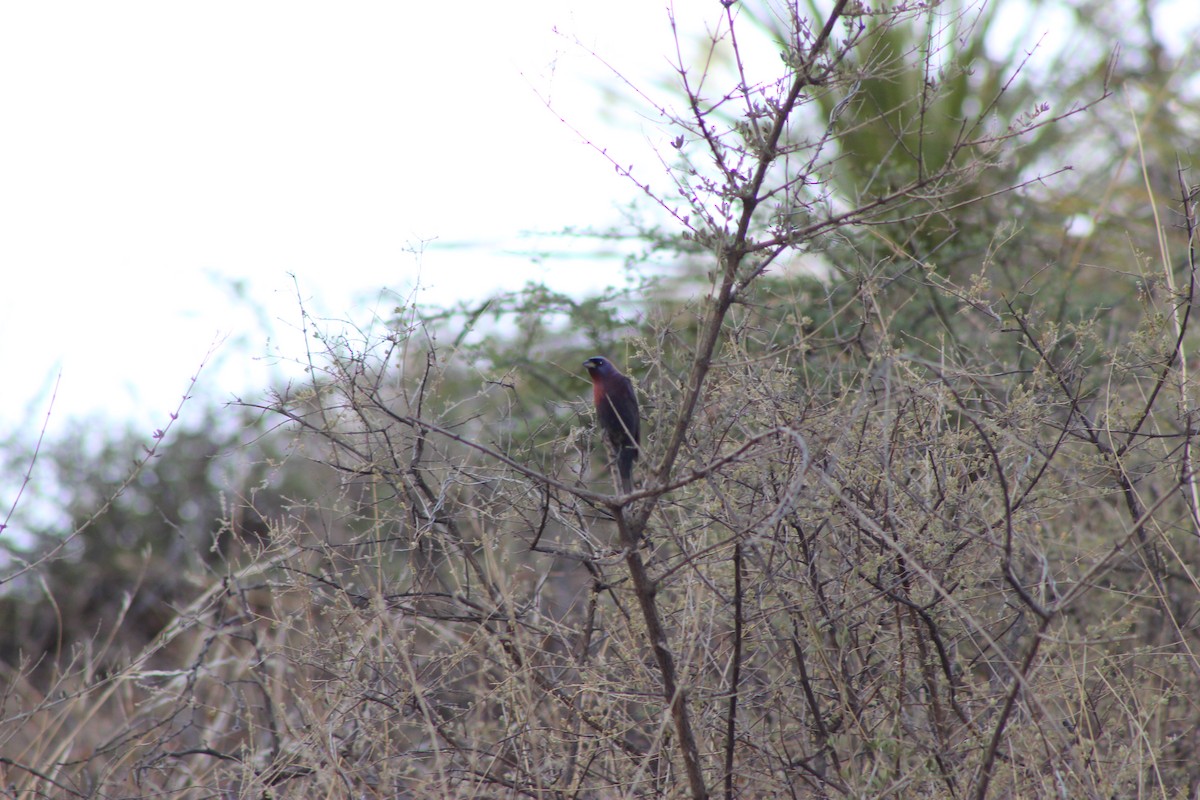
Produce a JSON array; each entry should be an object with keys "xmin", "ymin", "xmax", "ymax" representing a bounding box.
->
[{"xmin": 0, "ymin": 408, "xmax": 306, "ymax": 674}]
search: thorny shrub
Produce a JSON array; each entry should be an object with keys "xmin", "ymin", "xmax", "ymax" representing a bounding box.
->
[{"xmin": 4, "ymin": 1, "xmax": 1200, "ymax": 798}]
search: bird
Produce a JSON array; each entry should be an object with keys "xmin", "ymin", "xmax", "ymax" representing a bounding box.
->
[{"xmin": 583, "ymin": 356, "xmax": 640, "ymax": 493}]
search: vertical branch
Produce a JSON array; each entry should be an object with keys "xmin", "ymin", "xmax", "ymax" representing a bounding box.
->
[
  {"xmin": 614, "ymin": 509, "xmax": 708, "ymax": 800},
  {"xmin": 722, "ymin": 541, "xmax": 744, "ymax": 800},
  {"xmin": 1173, "ymin": 165, "xmax": 1200, "ymax": 534},
  {"xmin": 970, "ymin": 617, "xmax": 1051, "ymax": 800},
  {"xmin": 640, "ymin": 0, "xmax": 855, "ymax": 527},
  {"xmin": 615, "ymin": 6, "xmax": 854, "ymax": 799}
]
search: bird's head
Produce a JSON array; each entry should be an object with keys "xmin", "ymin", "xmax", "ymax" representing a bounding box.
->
[{"xmin": 583, "ymin": 356, "xmax": 617, "ymax": 378}]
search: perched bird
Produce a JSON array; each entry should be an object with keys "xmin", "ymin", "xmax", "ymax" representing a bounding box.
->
[{"xmin": 583, "ymin": 356, "xmax": 640, "ymax": 493}]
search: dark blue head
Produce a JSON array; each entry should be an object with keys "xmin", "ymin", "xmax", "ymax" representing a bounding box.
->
[{"xmin": 583, "ymin": 356, "xmax": 619, "ymax": 377}]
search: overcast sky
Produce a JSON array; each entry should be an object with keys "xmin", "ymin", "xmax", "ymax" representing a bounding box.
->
[
  {"xmin": 0, "ymin": 1, "xmax": 700, "ymax": 440},
  {"xmin": 1, "ymin": 0, "xmax": 1197, "ymax": 445}
]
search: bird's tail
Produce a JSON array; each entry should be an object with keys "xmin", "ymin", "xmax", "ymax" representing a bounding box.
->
[{"xmin": 617, "ymin": 447, "xmax": 636, "ymax": 494}]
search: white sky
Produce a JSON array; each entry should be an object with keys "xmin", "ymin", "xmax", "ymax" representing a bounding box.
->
[
  {"xmin": 1, "ymin": 1, "xmax": 695, "ymax": 440},
  {"xmin": 1, "ymin": 0, "xmax": 1197, "ymax": 445}
]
